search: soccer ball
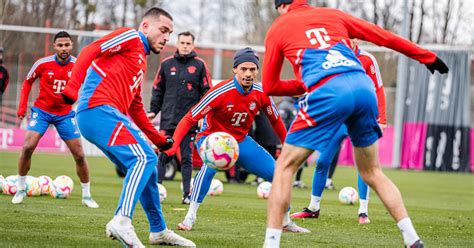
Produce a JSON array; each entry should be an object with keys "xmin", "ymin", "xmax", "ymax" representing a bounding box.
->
[
  {"xmin": 0, "ymin": 175, "xmax": 4, "ymax": 194},
  {"xmin": 338, "ymin": 186, "xmax": 359, "ymax": 205},
  {"xmin": 26, "ymin": 176, "xmax": 41, "ymax": 196},
  {"xmin": 208, "ymin": 179, "xmax": 224, "ymax": 196},
  {"xmin": 180, "ymin": 178, "xmax": 194, "ymax": 194},
  {"xmin": 157, "ymin": 183, "xmax": 167, "ymax": 203},
  {"xmin": 199, "ymin": 132, "xmax": 239, "ymax": 170},
  {"xmin": 2, "ymin": 175, "xmax": 18, "ymax": 195},
  {"xmin": 50, "ymin": 176, "xmax": 73, "ymax": 199},
  {"xmin": 38, "ymin": 176, "xmax": 52, "ymax": 195},
  {"xmin": 257, "ymin": 181, "xmax": 272, "ymax": 199}
]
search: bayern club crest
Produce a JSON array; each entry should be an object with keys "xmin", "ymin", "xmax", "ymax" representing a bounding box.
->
[{"xmin": 249, "ymin": 102, "xmax": 256, "ymax": 110}]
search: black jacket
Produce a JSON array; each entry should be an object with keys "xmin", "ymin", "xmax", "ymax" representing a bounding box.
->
[{"xmin": 150, "ymin": 51, "xmax": 211, "ymax": 131}]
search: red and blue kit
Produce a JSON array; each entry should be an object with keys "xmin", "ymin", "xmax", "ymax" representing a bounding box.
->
[{"xmin": 18, "ymin": 55, "xmax": 80, "ymax": 140}]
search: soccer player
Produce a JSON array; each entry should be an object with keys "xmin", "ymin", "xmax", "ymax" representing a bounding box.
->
[
  {"xmin": 61, "ymin": 8, "xmax": 195, "ymax": 247},
  {"xmin": 165, "ymin": 48, "xmax": 308, "ymax": 233},
  {"xmin": 262, "ymin": 1, "xmax": 448, "ymax": 247},
  {"xmin": 12, "ymin": 31, "xmax": 98, "ymax": 209},
  {"xmin": 291, "ymin": 39, "xmax": 387, "ymax": 224}
]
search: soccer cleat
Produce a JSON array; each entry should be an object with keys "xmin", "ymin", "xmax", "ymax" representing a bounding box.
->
[
  {"xmin": 406, "ymin": 240, "xmax": 424, "ymax": 248},
  {"xmin": 283, "ymin": 221, "xmax": 311, "ymax": 233},
  {"xmin": 82, "ymin": 197, "xmax": 99, "ymax": 208},
  {"xmin": 325, "ymin": 181, "xmax": 336, "ymax": 190},
  {"xmin": 12, "ymin": 189, "xmax": 27, "ymax": 204},
  {"xmin": 358, "ymin": 213, "xmax": 370, "ymax": 224},
  {"xmin": 182, "ymin": 195, "xmax": 191, "ymax": 205},
  {"xmin": 177, "ymin": 216, "xmax": 195, "ymax": 231},
  {"xmin": 292, "ymin": 181, "xmax": 307, "ymax": 189},
  {"xmin": 290, "ymin": 208, "xmax": 320, "ymax": 219},
  {"xmin": 149, "ymin": 229, "xmax": 196, "ymax": 247},
  {"xmin": 105, "ymin": 218, "xmax": 144, "ymax": 248}
]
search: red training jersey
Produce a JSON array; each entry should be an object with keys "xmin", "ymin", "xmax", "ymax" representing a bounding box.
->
[
  {"xmin": 356, "ymin": 48, "xmax": 387, "ymax": 126},
  {"xmin": 62, "ymin": 27, "xmax": 167, "ymax": 146},
  {"xmin": 169, "ymin": 78, "xmax": 287, "ymax": 154},
  {"xmin": 18, "ymin": 55, "xmax": 75, "ymax": 116},
  {"xmin": 262, "ymin": 0, "xmax": 437, "ymax": 97}
]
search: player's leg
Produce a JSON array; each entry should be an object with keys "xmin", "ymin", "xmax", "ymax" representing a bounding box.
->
[
  {"xmin": 179, "ymin": 131, "xmax": 195, "ymax": 204},
  {"xmin": 347, "ymin": 72, "xmax": 422, "ymax": 246},
  {"xmin": 56, "ymin": 110, "xmax": 98, "ymax": 208},
  {"xmin": 157, "ymin": 130, "xmax": 172, "ymax": 184},
  {"xmin": 292, "ymin": 126, "xmax": 347, "ymax": 219},
  {"xmin": 357, "ymin": 172, "xmax": 370, "ymax": 224},
  {"xmin": 325, "ymin": 144, "xmax": 341, "ymax": 190},
  {"xmin": 178, "ymin": 136, "xmax": 217, "ymax": 231},
  {"xmin": 237, "ymin": 136, "xmax": 311, "ymax": 233},
  {"xmin": 13, "ymin": 107, "xmax": 49, "ymax": 204}
]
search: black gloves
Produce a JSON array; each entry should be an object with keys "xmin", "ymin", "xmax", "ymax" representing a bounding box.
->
[
  {"xmin": 61, "ymin": 93, "xmax": 75, "ymax": 105},
  {"xmin": 425, "ymin": 56, "xmax": 449, "ymax": 74},
  {"xmin": 158, "ymin": 136, "xmax": 174, "ymax": 152},
  {"xmin": 159, "ymin": 152, "xmax": 175, "ymax": 165}
]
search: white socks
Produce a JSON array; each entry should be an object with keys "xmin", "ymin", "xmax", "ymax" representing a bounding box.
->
[
  {"xmin": 358, "ymin": 199, "xmax": 369, "ymax": 214},
  {"xmin": 186, "ymin": 201, "xmax": 200, "ymax": 219},
  {"xmin": 81, "ymin": 182, "xmax": 91, "ymax": 198},
  {"xmin": 308, "ymin": 195, "xmax": 321, "ymax": 211},
  {"xmin": 397, "ymin": 217, "xmax": 420, "ymax": 246},
  {"xmin": 283, "ymin": 211, "xmax": 291, "ymax": 226},
  {"xmin": 17, "ymin": 176, "xmax": 27, "ymax": 191},
  {"xmin": 325, "ymin": 178, "xmax": 332, "ymax": 187},
  {"xmin": 264, "ymin": 228, "xmax": 282, "ymax": 248},
  {"xmin": 114, "ymin": 214, "xmax": 132, "ymax": 226}
]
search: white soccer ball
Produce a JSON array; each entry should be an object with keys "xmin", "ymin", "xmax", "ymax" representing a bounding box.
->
[
  {"xmin": 50, "ymin": 176, "xmax": 74, "ymax": 199},
  {"xmin": 180, "ymin": 178, "xmax": 194, "ymax": 194},
  {"xmin": 257, "ymin": 181, "xmax": 272, "ymax": 199},
  {"xmin": 208, "ymin": 179, "xmax": 224, "ymax": 196},
  {"xmin": 199, "ymin": 132, "xmax": 239, "ymax": 170},
  {"xmin": 26, "ymin": 176, "xmax": 41, "ymax": 196},
  {"xmin": 2, "ymin": 175, "xmax": 18, "ymax": 195},
  {"xmin": 38, "ymin": 176, "xmax": 53, "ymax": 195},
  {"xmin": 158, "ymin": 183, "xmax": 167, "ymax": 203},
  {"xmin": 338, "ymin": 186, "xmax": 359, "ymax": 205}
]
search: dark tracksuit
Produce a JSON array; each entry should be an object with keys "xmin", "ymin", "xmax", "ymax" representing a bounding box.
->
[{"xmin": 150, "ymin": 50, "xmax": 211, "ymax": 196}]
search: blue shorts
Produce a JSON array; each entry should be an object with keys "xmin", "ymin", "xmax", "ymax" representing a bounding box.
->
[
  {"xmin": 27, "ymin": 107, "xmax": 80, "ymax": 140},
  {"xmin": 286, "ymin": 71, "xmax": 381, "ymax": 151}
]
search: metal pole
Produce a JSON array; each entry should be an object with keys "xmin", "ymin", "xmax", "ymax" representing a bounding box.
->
[
  {"xmin": 392, "ymin": 0, "xmax": 410, "ymax": 168},
  {"xmin": 212, "ymin": 0, "xmax": 225, "ymax": 80}
]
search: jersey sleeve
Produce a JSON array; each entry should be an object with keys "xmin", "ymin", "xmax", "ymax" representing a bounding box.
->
[
  {"xmin": 17, "ymin": 62, "xmax": 41, "ymax": 117},
  {"xmin": 128, "ymin": 86, "xmax": 168, "ymax": 146},
  {"xmin": 149, "ymin": 65, "xmax": 166, "ymax": 114},
  {"xmin": 62, "ymin": 28, "xmax": 141, "ymax": 103},
  {"xmin": 261, "ymin": 96, "xmax": 287, "ymax": 144},
  {"xmin": 262, "ymin": 27, "xmax": 307, "ymax": 97},
  {"xmin": 196, "ymin": 57, "xmax": 212, "ymax": 96},
  {"xmin": 340, "ymin": 10, "xmax": 436, "ymax": 65},
  {"xmin": 359, "ymin": 53, "xmax": 387, "ymax": 125}
]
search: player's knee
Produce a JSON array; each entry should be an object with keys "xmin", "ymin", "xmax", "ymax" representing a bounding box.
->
[
  {"xmin": 147, "ymin": 152, "xmax": 159, "ymax": 166},
  {"xmin": 22, "ymin": 143, "xmax": 36, "ymax": 156}
]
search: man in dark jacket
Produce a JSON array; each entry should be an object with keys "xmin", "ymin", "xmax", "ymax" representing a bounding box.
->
[{"xmin": 148, "ymin": 31, "xmax": 211, "ymax": 204}]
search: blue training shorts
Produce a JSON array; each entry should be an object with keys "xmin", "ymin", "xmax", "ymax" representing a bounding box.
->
[
  {"xmin": 286, "ymin": 71, "xmax": 381, "ymax": 151},
  {"xmin": 27, "ymin": 107, "xmax": 80, "ymax": 140}
]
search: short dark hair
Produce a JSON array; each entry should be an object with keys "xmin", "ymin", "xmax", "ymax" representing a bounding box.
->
[
  {"xmin": 143, "ymin": 7, "xmax": 173, "ymax": 21},
  {"xmin": 54, "ymin": 31, "xmax": 71, "ymax": 42},
  {"xmin": 178, "ymin": 31, "xmax": 195, "ymax": 42}
]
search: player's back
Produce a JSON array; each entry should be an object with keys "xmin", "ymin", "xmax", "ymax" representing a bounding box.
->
[
  {"xmin": 267, "ymin": 4, "xmax": 365, "ymax": 88},
  {"xmin": 27, "ymin": 55, "xmax": 75, "ymax": 115}
]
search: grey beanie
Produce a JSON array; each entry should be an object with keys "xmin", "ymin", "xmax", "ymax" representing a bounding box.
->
[{"xmin": 233, "ymin": 47, "xmax": 259, "ymax": 69}]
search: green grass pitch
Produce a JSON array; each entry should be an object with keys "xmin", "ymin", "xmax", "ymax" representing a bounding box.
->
[{"xmin": 0, "ymin": 152, "xmax": 473, "ymax": 247}]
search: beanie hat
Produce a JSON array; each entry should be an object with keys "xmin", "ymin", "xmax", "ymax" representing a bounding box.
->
[
  {"xmin": 274, "ymin": 0, "xmax": 293, "ymax": 9},
  {"xmin": 233, "ymin": 47, "xmax": 259, "ymax": 69}
]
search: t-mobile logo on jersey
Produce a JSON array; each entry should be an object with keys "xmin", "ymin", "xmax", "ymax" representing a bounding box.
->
[
  {"xmin": 305, "ymin": 28, "xmax": 331, "ymax": 49},
  {"xmin": 231, "ymin": 112, "xmax": 248, "ymax": 126},
  {"xmin": 53, "ymin": 80, "xmax": 67, "ymax": 94}
]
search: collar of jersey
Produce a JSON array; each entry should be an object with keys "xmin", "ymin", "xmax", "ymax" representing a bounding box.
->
[
  {"xmin": 138, "ymin": 31, "xmax": 151, "ymax": 55},
  {"xmin": 54, "ymin": 54, "xmax": 71, "ymax": 66},
  {"xmin": 233, "ymin": 76, "xmax": 254, "ymax": 95}
]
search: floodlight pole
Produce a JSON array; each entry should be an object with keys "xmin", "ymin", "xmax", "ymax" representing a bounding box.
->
[{"xmin": 392, "ymin": 0, "xmax": 410, "ymax": 168}]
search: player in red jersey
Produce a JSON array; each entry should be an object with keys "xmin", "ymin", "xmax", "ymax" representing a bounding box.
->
[
  {"xmin": 263, "ymin": 1, "xmax": 448, "ymax": 247},
  {"xmin": 61, "ymin": 8, "xmax": 195, "ymax": 248},
  {"xmin": 12, "ymin": 31, "xmax": 98, "ymax": 209},
  {"xmin": 166, "ymin": 48, "xmax": 308, "ymax": 233}
]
